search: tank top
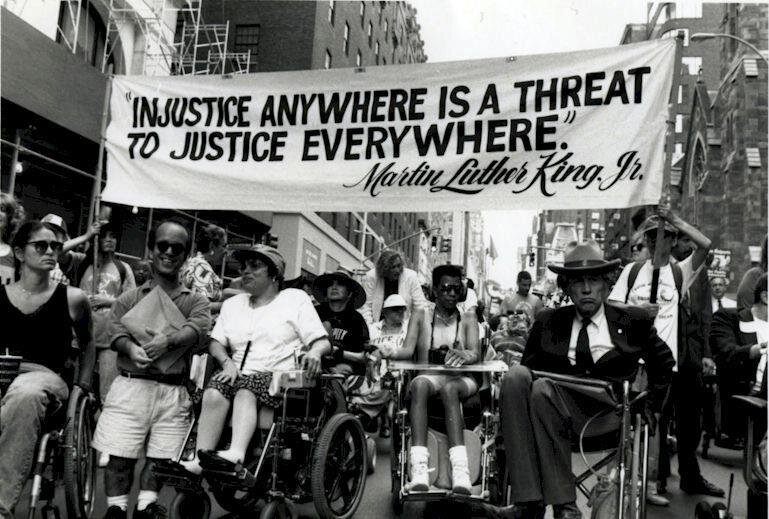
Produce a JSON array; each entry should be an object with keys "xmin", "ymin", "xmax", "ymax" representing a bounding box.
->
[
  {"xmin": 429, "ymin": 306, "xmax": 464, "ymax": 350},
  {"xmin": 0, "ymin": 284, "xmax": 72, "ymax": 373}
]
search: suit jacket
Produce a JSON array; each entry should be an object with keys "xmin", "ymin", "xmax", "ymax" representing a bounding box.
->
[
  {"xmin": 360, "ymin": 267, "xmax": 427, "ymax": 325},
  {"xmin": 522, "ymin": 304, "xmax": 675, "ymax": 409},
  {"xmin": 710, "ymin": 307, "xmax": 761, "ymax": 396}
]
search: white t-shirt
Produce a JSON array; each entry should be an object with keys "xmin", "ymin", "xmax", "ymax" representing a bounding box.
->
[
  {"xmin": 211, "ymin": 288, "xmax": 327, "ymax": 374},
  {"xmin": 609, "ymin": 256, "xmax": 694, "ymax": 367},
  {"xmin": 369, "ymin": 320, "xmax": 407, "ymax": 358}
]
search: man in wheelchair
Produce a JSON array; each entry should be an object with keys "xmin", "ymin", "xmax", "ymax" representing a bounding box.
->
[
  {"xmin": 388, "ymin": 263, "xmax": 480, "ymax": 495},
  {"xmin": 489, "ymin": 243, "xmax": 675, "ymax": 519},
  {"xmin": 177, "ymin": 244, "xmax": 330, "ymax": 475},
  {"xmin": 0, "ymin": 220, "xmax": 95, "ymax": 517}
]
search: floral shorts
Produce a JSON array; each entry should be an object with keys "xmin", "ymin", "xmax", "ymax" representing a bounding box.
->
[{"xmin": 206, "ymin": 371, "xmax": 282, "ymax": 408}]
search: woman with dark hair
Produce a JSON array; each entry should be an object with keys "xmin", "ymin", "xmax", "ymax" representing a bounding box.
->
[
  {"xmin": 361, "ymin": 249, "xmax": 427, "ymax": 325},
  {"xmin": 77, "ymin": 222, "xmax": 135, "ymax": 401},
  {"xmin": 0, "ymin": 220, "xmax": 94, "ymax": 516},
  {"xmin": 710, "ymin": 273, "xmax": 768, "ymax": 446},
  {"xmin": 0, "ymin": 193, "xmax": 23, "ymax": 285}
]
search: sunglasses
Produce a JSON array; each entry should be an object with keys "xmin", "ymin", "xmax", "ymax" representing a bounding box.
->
[
  {"xmin": 438, "ymin": 284, "xmax": 463, "ymax": 294},
  {"xmin": 155, "ymin": 240, "xmax": 186, "ymax": 256},
  {"xmin": 632, "ymin": 243, "xmax": 645, "ymax": 252},
  {"xmin": 27, "ymin": 240, "xmax": 63, "ymax": 255}
]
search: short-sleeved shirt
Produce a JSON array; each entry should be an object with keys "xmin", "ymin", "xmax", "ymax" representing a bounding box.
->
[
  {"xmin": 211, "ymin": 289, "xmax": 327, "ymax": 374},
  {"xmin": 609, "ymin": 256, "xmax": 694, "ymax": 367},
  {"xmin": 109, "ymin": 280, "xmax": 211, "ymax": 375},
  {"xmin": 499, "ymin": 292, "xmax": 544, "ymax": 322},
  {"xmin": 80, "ymin": 260, "xmax": 136, "ymax": 349},
  {"xmin": 180, "ymin": 252, "xmax": 222, "ymax": 301},
  {"xmin": 317, "ymin": 302, "xmax": 370, "ymax": 375},
  {"xmin": 369, "ymin": 320, "xmax": 407, "ymax": 357}
]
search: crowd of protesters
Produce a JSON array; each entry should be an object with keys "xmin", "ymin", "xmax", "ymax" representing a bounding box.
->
[{"xmin": 0, "ymin": 192, "xmax": 766, "ymax": 519}]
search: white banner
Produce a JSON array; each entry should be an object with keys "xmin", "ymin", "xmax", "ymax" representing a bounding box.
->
[{"xmin": 102, "ymin": 39, "xmax": 676, "ymax": 211}]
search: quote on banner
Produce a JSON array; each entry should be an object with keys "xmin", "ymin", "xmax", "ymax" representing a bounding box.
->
[{"xmin": 101, "ymin": 39, "xmax": 676, "ymax": 211}]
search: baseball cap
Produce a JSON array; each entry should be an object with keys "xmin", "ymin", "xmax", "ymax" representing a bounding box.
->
[
  {"xmin": 382, "ymin": 294, "xmax": 407, "ymax": 309},
  {"xmin": 41, "ymin": 214, "xmax": 68, "ymax": 235},
  {"xmin": 230, "ymin": 244, "xmax": 285, "ymax": 278}
]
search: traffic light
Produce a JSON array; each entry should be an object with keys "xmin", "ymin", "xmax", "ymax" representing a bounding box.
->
[
  {"xmin": 440, "ymin": 237, "xmax": 451, "ymax": 253},
  {"xmin": 528, "ymin": 252, "xmax": 535, "ymax": 267},
  {"xmin": 267, "ymin": 233, "xmax": 279, "ymax": 248},
  {"xmin": 431, "ymin": 236, "xmax": 438, "ymax": 250}
]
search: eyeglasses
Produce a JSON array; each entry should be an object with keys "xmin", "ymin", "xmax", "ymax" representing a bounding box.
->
[
  {"xmin": 155, "ymin": 240, "xmax": 186, "ymax": 256},
  {"xmin": 239, "ymin": 257, "xmax": 267, "ymax": 271},
  {"xmin": 438, "ymin": 284, "xmax": 463, "ymax": 294},
  {"xmin": 27, "ymin": 240, "xmax": 63, "ymax": 255},
  {"xmin": 632, "ymin": 243, "xmax": 645, "ymax": 252}
]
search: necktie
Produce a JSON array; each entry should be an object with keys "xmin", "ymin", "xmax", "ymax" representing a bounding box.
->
[
  {"xmin": 576, "ymin": 318, "xmax": 593, "ymax": 373},
  {"xmin": 717, "ymin": 298, "xmax": 723, "ymax": 310}
]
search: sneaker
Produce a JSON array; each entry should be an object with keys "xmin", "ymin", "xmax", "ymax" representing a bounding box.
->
[
  {"xmin": 681, "ymin": 476, "xmax": 725, "ymax": 497},
  {"xmin": 646, "ymin": 483, "xmax": 670, "ymax": 506},
  {"xmin": 379, "ymin": 415, "xmax": 391, "ymax": 439},
  {"xmin": 408, "ymin": 446, "xmax": 430, "ymax": 491},
  {"xmin": 133, "ymin": 503, "xmax": 167, "ymax": 519},
  {"xmin": 103, "ymin": 506, "xmax": 127, "ymax": 519},
  {"xmin": 553, "ymin": 502, "xmax": 582, "ymax": 519},
  {"xmin": 448, "ymin": 446, "xmax": 472, "ymax": 495}
]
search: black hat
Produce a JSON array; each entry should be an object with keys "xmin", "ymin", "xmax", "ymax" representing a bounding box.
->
[{"xmin": 312, "ymin": 271, "xmax": 366, "ymax": 309}]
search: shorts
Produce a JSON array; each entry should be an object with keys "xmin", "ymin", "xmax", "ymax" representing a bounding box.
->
[
  {"xmin": 206, "ymin": 371, "xmax": 282, "ymax": 408},
  {"xmin": 92, "ymin": 375, "xmax": 192, "ymax": 459},
  {"xmin": 410, "ymin": 373, "xmax": 479, "ymax": 395}
]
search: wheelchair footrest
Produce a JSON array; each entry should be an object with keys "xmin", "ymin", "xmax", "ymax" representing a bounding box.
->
[{"xmin": 153, "ymin": 460, "xmax": 204, "ymax": 493}]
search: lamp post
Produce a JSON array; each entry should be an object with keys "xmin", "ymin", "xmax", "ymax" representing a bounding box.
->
[{"xmin": 691, "ymin": 32, "xmax": 768, "ymax": 65}]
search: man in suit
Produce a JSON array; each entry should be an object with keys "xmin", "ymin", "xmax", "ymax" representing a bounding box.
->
[{"xmin": 487, "ymin": 243, "xmax": 675, "ymax": 519}]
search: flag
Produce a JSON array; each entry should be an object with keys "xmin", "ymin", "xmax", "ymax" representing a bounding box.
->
[{"xmin": 488, "ymin": 236, "xmax": 499, "ymax": 262}]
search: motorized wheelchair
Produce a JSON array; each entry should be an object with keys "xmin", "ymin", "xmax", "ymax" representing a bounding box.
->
[
  {"xmin": 0, "ymin": 350, "xmax": 98, "ymax": 519},
  {"xmin": 511, "ymin": 370, "xmax": 652, "ymax": 519},
  {"xmin": 154, "ymin": 365, "xmax": 368, "ymax": 519},
  {"xmin": 385, "ymin": 357, "xmax": 509, "ymax": 515}
]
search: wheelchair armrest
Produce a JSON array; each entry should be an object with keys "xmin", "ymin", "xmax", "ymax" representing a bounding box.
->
[
  {"xmin": 732, "ymin": 395, "xmax": 768, "ymax": 414},
  {"xmin": 531, "ymin": 370, "xmax": 613, "ymax": 391}
]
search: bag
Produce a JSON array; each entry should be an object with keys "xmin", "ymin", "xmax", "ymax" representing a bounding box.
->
[{"xmin": 588, "ymin": 472, "xmax": 619, "ymax": 519}]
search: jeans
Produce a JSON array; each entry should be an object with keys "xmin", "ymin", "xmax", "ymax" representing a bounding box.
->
[{"xmin": 0, "ymin": 363, "xmax": 68, "ymax": 516}]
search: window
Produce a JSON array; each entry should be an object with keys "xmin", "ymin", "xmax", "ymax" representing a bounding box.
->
[
  {"xmin": 375, "ymin": 41, "xmax": 380, "ymax": 64},
  {"xmin": 343, "ymin": 22, "xmax": 350, "ymax": 55},
  {"xmin": 689, "ymin": 139, "xmax": 707, "ymax": 194},
  {"xmin": 360, "ymin": 1, "xmax": 365, "ymax": 27},
  {"xmin": 384, "ymin": 19, "xmax": 388, "ymax": 36},
  {"xmin": 328, "ymin": 0, "xmax": 335, "ymax": 24},
  {"xmin": 681, "ymin": 56, "xmax": 702, "ymax": 75},
  {"xmin": 356, "ymin": 49, "xmax": 362, "ymax": 67},
  {"xmin": 234, "ymin": 24, "xmax": 260, "ymax": 58},
  {"xmin": 677, "ymin": 85, "xmax": 683, "ymax": 104},
  {"xmin": 57, "ymin": 1, "xmax": 109, "ymax": 68},
  {"xmin": 368, "ymin": 21, "xmax": 373, "ymax": 46},
  {"xmin": 674, "ymin": 143, "xmax": 683, "ymax": 157},
  {"xmin": 325, "ymin": 49, "xmax": 332, "ymax": 69},
  {"xmin": 675, "ymin": 114, "xmax": 683, "ymax": 133}
]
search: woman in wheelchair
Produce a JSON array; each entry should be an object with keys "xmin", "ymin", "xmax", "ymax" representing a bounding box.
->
[
  {"xmin": 388, "ymin": 264, "xmax": 480, "ymax": 495},
  {"xmin": 0, "ymin": 220, "xmax": 95, "ymax": 516},
  {"xmin": 178, "ymin": 244, "xmax": 330, "ymax": 475}
]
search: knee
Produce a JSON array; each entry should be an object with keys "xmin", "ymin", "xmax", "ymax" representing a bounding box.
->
[
  {"xmin": 106, "ymin": 455, "xmax": 136, "ymax": 477},
  {"xmin": 410, "ymin": 379, "xmax": 432, "ymax": 402},
  {"xmin": 6, "ymin": 374, "xmax": 68, "ymax": 407},
  {"xmin": 530, "ymin": 379, "xmax": 553, "ymax": 409},
  {"xmin": 202, "ymin": 388, "xmax": 229, "ymax": 407},
  {"xmin": 502, "ymin": 365, "xmax": 532, "ymax": 395},
  {"xmin": 438, "ymin": 384, "xmax": 459, "ymax": 404}
]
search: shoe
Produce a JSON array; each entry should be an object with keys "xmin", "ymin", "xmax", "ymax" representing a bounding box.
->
[
  {"xmin": 103, "ymin": 506, "xmax": 127, "ymax": 519},
  {"xmin": 657, "ymin": 481, "xmax": 667, "ymax": 495},
  {"xmin": 408, "ymin": 446, "xmax": 430, "ymax": 491},
  {"xmin": 448, "ymin": 445, "xmax": 472, "ymax": 494},
  {"xmin": 681, "ymin": 476, "xmax": 725, "ymax": 497},
  {"xmin": 379, "ymin": 416, "xmax": 391, "ymax": 438},
  {"xmin": 133, "ymin": 503, "xmax": 167, "ymax": 519},
  {"xmin": 553, "ymin": 502, "xmax": 582, "ymax": 519},
  {"xmin": 646, "ymin": 483, "xmax": 670, "ymax": 506},
  {"xmin": 480, "ymin": 502, "xmax": 545, "ymax": 519}
]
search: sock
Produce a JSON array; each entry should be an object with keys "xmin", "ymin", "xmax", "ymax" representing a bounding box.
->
[
  {"xmin": 106, "ymin": 495, "xmax": 129, "ymax": 511},
  {"xmin": 409, "ymin": 445, "xmax": 429, "ymax": 462},
  {"xmin": 180, "ymin": 458, "xmax": 203, "ymax": 475},
  {"xmin": 449, "ymin": 445, "xmax": 468, "ymax": 465},
  {"xmin": 136, "ymin": 490, "xmax": 158, "ymax": 511}
]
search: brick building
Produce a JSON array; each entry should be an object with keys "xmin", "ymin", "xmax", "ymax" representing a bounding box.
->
[{"xmin": 681, "ymin": 3, "xmax": 767, "ymax": 282}]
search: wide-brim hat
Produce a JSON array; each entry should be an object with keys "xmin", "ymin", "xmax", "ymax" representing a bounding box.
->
[
  {"xmin": 547, "ymin": 242, "xmax": 621, "ymax": 276},
  {"xmin": 230, "ymin": 244, "xmax": 285, "ymax": 278},
  {"xmin": 313, "ymin": 271, "xmax": 366, "ymax": 309}
]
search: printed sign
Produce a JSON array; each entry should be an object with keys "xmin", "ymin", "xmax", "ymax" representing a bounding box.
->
[
  {"xmin": 102, "ymin": 40, "xmax": 676, "ymax": 211},
  {"xmin": 707, "ymin": 248, "xmax": 732, "ymax": 279}
]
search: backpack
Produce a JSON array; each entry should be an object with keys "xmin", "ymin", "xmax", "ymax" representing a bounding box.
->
[{"xmin": 624, "ymin": 260, "xmax": 682, "ymax": 303}]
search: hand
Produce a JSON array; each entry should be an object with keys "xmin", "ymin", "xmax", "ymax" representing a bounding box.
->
[
  {"xmin": 749, "ymin": 343, "xmax": 767, "ymax": 360},
  {"xmin": 88, "ymin": 294, "xmax": 113, "ymax": 309},
  {"xmin": 87, "ymin": 221, "xmax": 102, "ymax": 238},
  {"xmin": 444, "ymin": 348, "xmax": 473, "ymax": 368},
  {"xmin": 128, "ymin": 343, "xmax": 152, "ymax": 369},
  {"xmin": 75, "ymin": 379, "xmax": 92, "ymax": 394},
  {"xmin": 302, "ymin": 350, "xmax": 322, "ymax": 379},
  {"xmin": 639, "ymin": 302, "xmax": 659, "ymax": 319},
  {"xmin": 702, "ymin": 357, "xmax": 716, "ymax": 376},
  {"xmin": 143, "ymin": 328, "xmax": 170, "ymax": 361},
  {"xmin": 213, "ymin": 358, "xmax": 239, "ymax": 384}
]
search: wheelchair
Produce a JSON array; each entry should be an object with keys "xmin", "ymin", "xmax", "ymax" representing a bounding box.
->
[
  {"xmin": 0, "ymin": 351, "xmax": 98, "ymax": 519},
  {"xmin": 732, "ymin": 394, "xmax": 767, "ymax": 519},
  {"xmin": 155, "ymin": 368, "xmax": 368, "ymax": 519},
  {"xmin": 385, "ymin": 358, "xmax": 509, "ymax": 515},
  {"xmin": 517, "ymin": 370, "xmax": 651, "ymax": 519}
]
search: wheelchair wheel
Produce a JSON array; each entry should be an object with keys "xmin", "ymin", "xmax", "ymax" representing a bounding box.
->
[
  {"xmin": 366, "ymin": 436, "xmax": 377, "ymax": 475},
  {"xmin": 390, "ymin": 422, "xmax": 404, "ymax": 515},
  {"xmin": 63, "ymin": 387, "xmax": 97, "ymax": 519},
  {"xmin": 169, "ymin": 491, "xmax": 211, "ymax": 519},
  {"xmin": 259, "ymin": 499, "xmax": 297, "ymax": 519},
  {"xmin": 311, "ymin": 413, "xmax": 367, "ymax": 519}
]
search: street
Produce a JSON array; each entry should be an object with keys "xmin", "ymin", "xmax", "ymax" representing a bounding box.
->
[{"xmin": 16, "ymin": 433, "xmax": 749, "ymax": 518}]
